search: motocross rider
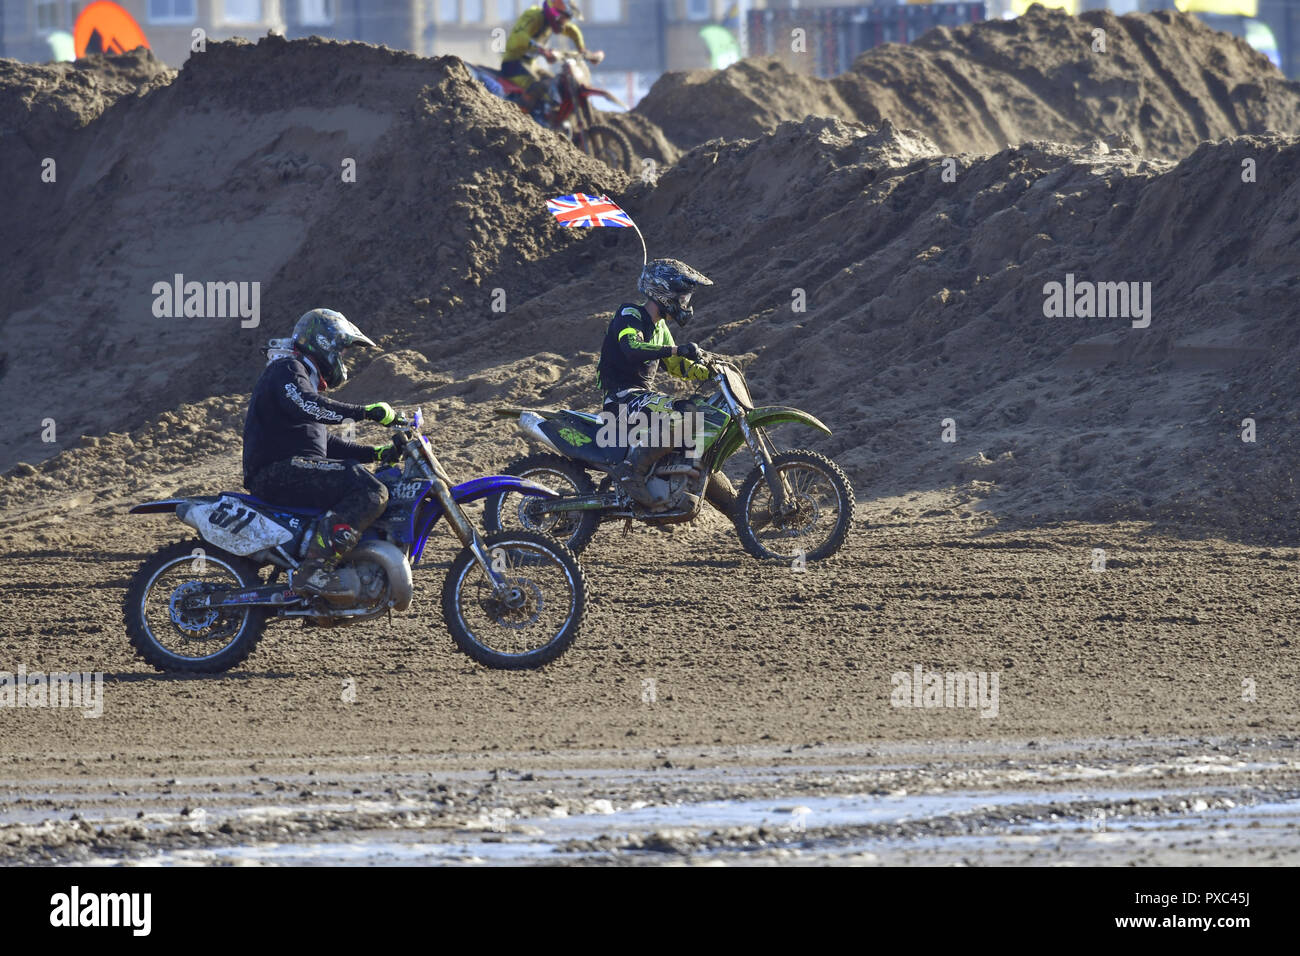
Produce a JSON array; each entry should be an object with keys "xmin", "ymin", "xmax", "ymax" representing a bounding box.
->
[
  {"xmin": 242, "ymin": 309, "xmax": 401, "ymax": 599},
  {"xmin": 596, "ymin": 258, "xmax": 715, "ymax": 509},
  {"xmin": 501, "ymin": 0, "xmax": 604, "ymax": 119}
]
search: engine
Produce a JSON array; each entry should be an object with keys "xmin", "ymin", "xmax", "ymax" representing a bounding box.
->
[
  {"xmin": 304, "ymin": 539, "xmax": 415, "ymax": 623},
  {"xmin": 644, "ymin": 452, "xmax": 709, "ymax": 517}
]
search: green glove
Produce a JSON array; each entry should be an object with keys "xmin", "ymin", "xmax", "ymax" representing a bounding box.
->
[
  {"xmin": 365, "ymin": 402, "xmax": 396, "ymax": 425},
  {"xmin": 374, "ymin": 444, "xmax": 401, "ymax": 465}
]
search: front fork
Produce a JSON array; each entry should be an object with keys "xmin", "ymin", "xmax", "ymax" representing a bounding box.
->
[
  {"xmin": 428, "ymin": 471, "xmax": 509, "ymax": 590},
  {"xmin": 736, "ymin": 416, "xmax": 792, "ymax": 511}
]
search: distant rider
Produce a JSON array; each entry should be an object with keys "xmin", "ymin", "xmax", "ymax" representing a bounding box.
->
[
  {"xmin": 501, "ymin": 0, "xmax": 604, "ymax": 119},
  {"xmin": 596, "ymin": 259, "xmax": 714, "ymax": 508},
  {"xmin": 242, "ymin": 309, "xmax": 401, "ymax": 599}
]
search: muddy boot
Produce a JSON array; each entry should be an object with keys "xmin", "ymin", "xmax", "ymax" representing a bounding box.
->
[
  {"xmin": 610, "ymin": 444, "xmax": 668, "ymax": 509},
  {"xmin": 705, "ymin": 471, "xmax": 738, "ymax": 518},
  {"xmin": 292, "ymin": 513, "xmax": 359, "ymax": 600}
]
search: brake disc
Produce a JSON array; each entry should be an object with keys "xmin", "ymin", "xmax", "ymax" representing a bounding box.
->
[
  {"xmin": 168, "ymin": 580, "xmax": 220, "ymax": 634},
  {"xmin": 775, "ymin": 492, "xmax": 821, "ymax": 536},
  {"xmin": 478, "ymin": 577, "xmax": 543, "ymax": 630},
  {"xmin": 518, "ymin": 496, "xmax": 553, "ymax": 532}
]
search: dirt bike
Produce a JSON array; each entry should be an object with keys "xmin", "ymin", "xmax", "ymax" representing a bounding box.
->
[
  {"xmin": 467, "ymin": 51, "xmax": 635, "ymax": 174},
  {"xmin": 123, "ymin": 409, "xmax": 587, "ymax": 672},
  {"xmin": 485, "ymin": 359, "xmax": 855, "ymax": 562}
]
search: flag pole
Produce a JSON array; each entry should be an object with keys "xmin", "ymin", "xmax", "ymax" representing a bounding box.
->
[
  {"xmin": 599, "ymin": 193, "xmax": 647, "ymax": 265},
  {"xmin": 630, "ymin": 219, "xmax": 647, "ymax": 266}
]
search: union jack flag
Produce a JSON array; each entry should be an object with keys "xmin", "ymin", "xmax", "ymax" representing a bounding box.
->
[{"xmin": 546, "ymin": 193, "xmax": 635, "ymax": 228}]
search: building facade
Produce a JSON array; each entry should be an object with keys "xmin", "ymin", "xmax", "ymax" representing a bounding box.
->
[{"xmin": 1, "ymin": 1, "xmax": 1294, "ymax": 83}]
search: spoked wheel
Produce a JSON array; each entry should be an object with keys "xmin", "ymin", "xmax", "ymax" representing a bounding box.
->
[
  {"xmin": 441, "ymin": 530, "xmax": 587, "ymax": 669},
  {"xmin": 581, "ymin": 123, "xmax": 635, "ymax": 174},
  {"xmin": 735, "ymin": 450, "xmax": 855, "ymax": 562},
  {"xmin": 124, "ymin": 539, "xmax": 267, "ymax": 673},
  {"xmin": 483, "ymin": 453, "xmax": 600, "ymax": 553}
]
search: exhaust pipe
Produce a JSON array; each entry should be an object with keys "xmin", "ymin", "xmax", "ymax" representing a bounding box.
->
[{"xmin": 350, "ymin": 539, "xmax": 414, "ymax": 612}]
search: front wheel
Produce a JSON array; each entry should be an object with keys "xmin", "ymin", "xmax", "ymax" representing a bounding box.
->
[
  {"xmin": 124, "ymin": 539, "xmax": 268, "ymax": 673},
  {"xmin": 735, "ymin": 450, "xmax": 855, "ymax": 562},
  {"xmin": 580, "ymin": 123, "xmax": 635, "ymax": 174},
  {"xmin": 441, "ymin": 530, "xmax": 587, "ymax": 669}
]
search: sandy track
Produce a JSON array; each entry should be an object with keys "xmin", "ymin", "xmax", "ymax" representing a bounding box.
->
[
  {"xmin": 2, "ymin": 498, "xmax": 1295, "ymax": 767},
  {"xmin": 2, "ymin": 494, "xmax": 1297, "ymax": 864}
]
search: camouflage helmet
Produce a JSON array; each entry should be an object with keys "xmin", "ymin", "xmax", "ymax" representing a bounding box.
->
[
  {"xmin": 291, "ymin": 309, "xmax": 376, "ymax": 390},
  {"xmin": 637, "ymin": 258, "xmax": 713, "ymax": 328}
]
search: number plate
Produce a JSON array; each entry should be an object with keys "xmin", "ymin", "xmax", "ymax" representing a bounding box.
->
[{"xmin": 186, "ymin": 496, "xmax": 294, "ymax": 556}]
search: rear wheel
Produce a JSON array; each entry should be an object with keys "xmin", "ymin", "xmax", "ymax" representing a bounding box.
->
[
  {"xmin": 124, "ymin": 539, "xmax": 267, "ymax": 673},
  {"xmin": 581, "ymin": 123, "xmax": 635, "ymax": 174},
  {"xmin": 483, "ymin": 453, "xmax": 601, "ymax": 554},
  {"xmin": 735, "ymin": 450, "xmax": 855, "ymax": 562},
  {"xmin": 441, "ymin": 530, "xmax": 587, "ymax": 669}
]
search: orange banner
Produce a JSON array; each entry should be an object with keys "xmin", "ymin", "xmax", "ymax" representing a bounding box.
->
[{"xmin": 74, "ymin": 1, "xmax": 150, "ymax": 58}]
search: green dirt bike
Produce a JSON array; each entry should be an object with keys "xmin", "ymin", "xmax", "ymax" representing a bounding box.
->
[{"xmin": 485, "ymin": 359, "xmax": 854, "ymax": 562}]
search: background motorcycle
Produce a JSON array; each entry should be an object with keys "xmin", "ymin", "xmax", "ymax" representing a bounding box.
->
[
  {"xmin": 124, "ymin": 409, "xmax": 587, "ymax": 672},
  {"xmin": 468, "ymin": 51, "xmax": 635, "ymax": 174},
  {"xmin": 485, "ymin": 360, "xmax": 855, "ymax": 562}
]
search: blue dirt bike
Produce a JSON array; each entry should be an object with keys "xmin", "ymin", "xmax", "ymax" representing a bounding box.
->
[{"xmin": 123, "ymin": 409, "xmax": 587, "ymax": 672}]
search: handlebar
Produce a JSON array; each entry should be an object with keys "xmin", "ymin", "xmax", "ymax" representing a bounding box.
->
[
  {"xmin": 700, "ymin": 353, "xmax": 738, "ymax": 375},
  {"xmin": 556, "ymin": 50, "xmax": 603, "ymax": 64}
]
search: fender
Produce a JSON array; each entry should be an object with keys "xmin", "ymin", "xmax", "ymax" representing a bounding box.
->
[
  {"xmin": 129, "ymin": 495, "xmax": 320, "ymax": 518},
  {"xmin": 711, "ymin": 406, "xmax": 833, "ymax": 470},
  {"xmin": 494, "ymin": 406, "xmax": 560, "ymax": 419},
  {"xmin": 127, "ymin": 499, "xmax": 188, "ymax": 514},
  {"xmin": 580, "ymin": 87, "xmax": 627, "ymax": 109},
  {"xmin": 746, "ymin": 405, "xmax": 832, "ymax": 436},
  {"xmin": 409, "ymin": 475, "xmax": 560, "ymax": 565},
  {"xmin": 452, "ymin": 475, "xmax": 559, "ymax": 504}
]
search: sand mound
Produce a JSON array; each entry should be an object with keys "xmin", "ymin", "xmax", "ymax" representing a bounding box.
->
[
  {"xmin": 2, "ymin": 26, "xmax": 1297, "ymax": 542},
  {"xmin": 634, "ymin": 58, "xmax": 851, "ymax": 150},
  {"xmin": 615, "ymin": 117, "xmax": 1300, "ymax": 534},
  {"xmin": 0, "ymin": 47, "xmax": 173, "ymax": 146},
  {"xmin": 600, "ymin": 109, "xmax": 682, "ymax": 169},
  {"xmin": 0, "ymin": 35, "xmax": 624, "ymax": 474},
  {"xmin": 636, "ymin": 7, "xmax": 1300, "ymax": 160}
]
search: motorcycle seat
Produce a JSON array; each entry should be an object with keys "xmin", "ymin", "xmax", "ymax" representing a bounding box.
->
[
  {"xmin": 541, "ymin": 410, "xmax": 623, "ymax": 466},
  {"xmin": 230, "ymin": 493, "xmax": 322, "ymax": 516}
]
